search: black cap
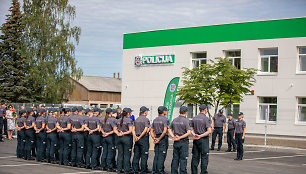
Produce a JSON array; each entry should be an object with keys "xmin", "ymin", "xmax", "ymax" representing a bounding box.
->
[
  {"xmin": 228, "ymin": 113, "xmax": 233, "ymax": 116},
  {"xmin": 38, "ymin": 109, "xmax": 44, "ymax": 114},
  {"xmin": 72, "ymin": 107, "xmax": 78, "ymax": 112},
  {"xmin": 93, "ymin": 107, "xmax": 99, "ymax": 112},
  {"xmin": 106, "ymin": 108, "xmax": 113, "ymax": 113},
  {"xmin": 180, "ymin": 106, "xmax": 188, "ymax": 112},
  {"xmin": 51, "ymin": 104, "xmax": 55, "ymax": 107},
  {"xmin": 158, "ymin": 106, "xmax": 168, "ymax": 112},
  {"xmin": 77, "ymin": 106, "xmax": 83, "ymax": 111},
  {"xmin": 239, "ymin": 112, "xmax": 244, "ymax": 116},
  {"xmin": 123, "ymin": 108, "xmax": 133, "ymax": 113},
  {"xmin": 140, "ymin": 106, "xmax": 150, "ymax": 112},
  {"xmin": 64, "ymin": 108, "xmax": 71, "ymax": 112},
  {"xmin": 112, "ymin": 109, "xmax": 117, "ymax": 114},
  {"xmin": 20, "ymin": 110, "xmax": 26, "ymax": 114},
  {"xmin": 199, "ymin": 104, "xmax": 208, "ymax": 110},
  {"xmin": 84, "ymin": 108, "xmax": 91, "ymax": 114},
  {"xmin": 27, "ymin": 108, "xmax": 34, "ymax": 113},
  {"xmin": 219, "ymin": 109, "xmax": 223, "ymax": 114},
  {"xmin": 98, "ymin": 109, "xmax": 104, "ymax": 114}
]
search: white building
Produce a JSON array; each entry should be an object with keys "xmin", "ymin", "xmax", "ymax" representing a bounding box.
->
[{"xmin": 122, "ymin": 17, "xmax": 306, "ymax": 138}]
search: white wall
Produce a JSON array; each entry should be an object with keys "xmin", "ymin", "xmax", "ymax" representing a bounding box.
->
[{"xmin": 122, "ymin": 37, "xmax": 306, "ymax": 137}]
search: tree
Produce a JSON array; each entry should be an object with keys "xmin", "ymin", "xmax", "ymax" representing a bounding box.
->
[
  {"xmin": 0, "ymin": 0, "xmax": 32, "ymax": 103},
  {"xmin": 177, "ymin": 58, "xmax": 257, "ymax": 117},
  {"xmin": 22, "ymin": 0, "xmax": 82, "ymax": 103}
]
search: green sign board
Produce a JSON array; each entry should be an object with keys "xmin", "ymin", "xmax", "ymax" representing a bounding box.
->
[
  {"xmin": 163, "ymin": 77, "xmax": 180, "ymax": 123},
  {"xmin": 135, "ymin": 54, "xmax": 175, "ymax": 66}
]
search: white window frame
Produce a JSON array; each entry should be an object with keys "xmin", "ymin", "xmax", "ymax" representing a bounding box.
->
[
  {"xmin": 257, "ymin": 97, "xmax": 277, "ymax": 124},
  {"xmin": 295, "ymin": 97, "xmax": 306, "ymax": 125},
  {"xmin": 225, "ymin": 103, "xmax": 240, "ymax": 119},
  {"xmin": 191, "ymin": 52, "xmax": 207, "ymax": 68},
  {"xmin": 297, "ymin": 47, "xmax": 306, "ymax": 74},
  {"xmin": 258, "ymin": 48, "xmax": 278, "ymax": 76},
  {"xmin": 224, "ymin": 50, "xmax": 241, "ymax": 69}
]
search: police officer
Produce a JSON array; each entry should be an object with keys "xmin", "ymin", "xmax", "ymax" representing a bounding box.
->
[
  {"xmin": 24, "ymin": 108, "xmax": 36, "ymax": 160},
  {"xmin": 34, "ymin": 109, "xmax": 46, "ymax": 162},
  {"xmin": 16, "ymin": 109, "xmax": 27, "ymax": 158},
  {"xmin": 46, "ymin": 109, "xmax": 58, "ymax": 163},
  {"xmin": 111, "ymin": 109, "xmax": 118, "ymax": 170},
  {"xmin": 151, "ymin": 106, "xmax": 169, "ymax": 174},
  {"xmin": 57, "ymin": 108, "xmax": 72, "ymax": 165},
  {"xmin": 169, "ymin": 106, "xmax": 191, "ymax": 174},
  {"xmin": 0, "ymin": 102, "xmax": 6, "ymax": 142},
  {"xmin": 85, "ymin": 107, "xmax": 101, "ymax": 170},
  {"xmin": 114, "ymin": 108, "xmax": 133, "ymax": 173},
  {"xmin": 100, "ymin": 108, "xmax": 116, "ymax": 171},
  {"xmin": 226, "ymin": 113, "xmax": 236, "ymax": 152},
  {"xmin": 211, "ymin": 109, "xmax": 226, "ymax": 151},
  {"xmin": 83, "ymin": 108, "xmax": 91, "ymax": 166},
  {"xmin": 191, "ymin": 104, "xmax": 212, "ymax": 174},
  {"xmin": 234, "ymin": 112, "xmax": 246, "ymax": 160},
  {"xmin": 132, "ymin": 106, "xmax": 151, "ymax": 174},
  {"xmin": 69, "ymin": 106, "xmax": 85, "ymax": 168}
]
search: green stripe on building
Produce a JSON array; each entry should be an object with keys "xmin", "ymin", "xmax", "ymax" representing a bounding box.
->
[{"xmin": 123, "ymin": 17, "xmax": 306, "ymax": 49}]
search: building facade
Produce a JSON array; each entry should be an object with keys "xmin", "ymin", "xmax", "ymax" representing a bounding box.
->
[{"xmin": 122, "ymin": 17, "xmax": 306, "ymax": 137}]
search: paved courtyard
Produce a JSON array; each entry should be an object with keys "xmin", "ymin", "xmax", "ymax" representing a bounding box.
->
[{"xmin": 0, "ymin": 139, "xmax": 305, "ymax": 174}]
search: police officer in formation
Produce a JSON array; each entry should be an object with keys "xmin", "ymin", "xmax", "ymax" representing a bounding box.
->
[
  {"xmin": 234, "ymin": 112, "xmax": 246, "ymax": 160},
  {"xmin": 211, "ymin": 109, "xmax": 226, "ymax": 151},
  {"xmin": 191, "ymin": 104, "xmax": 212, "ymax": 174},
  {"xmin": 16, "ymin": 104, "xmax": 246, "ymax": 173},
  {"xmin": 169, "ymin": 106, "xmax": 191, "ymax": 174},
  {"xmin": 226, "ymin": 113, "xmax": 236, "ymax": 152}
]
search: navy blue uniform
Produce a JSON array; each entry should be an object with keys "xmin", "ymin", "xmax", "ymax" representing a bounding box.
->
[
  {"xmin": 227, "ymin": 118, "xmax": 236, "ymax": 152},
  {"xmin": 85, "ymin": 116, "xmax": 101, "ymax": 168},
  {"xmin": 35, "ymin": 115, "xmax": 46, "ymax": 161},
  {"xmin": 25, "ymin": 115, "xmax": 35, "ymax": 160},
  {"xmin": 235, "ymin": 119, "xmax": 246, "ymax": 160},
  {"xmin": 16, "ymin": 116, "xmax": 26, "ymax": 158},
  {"xmin": 211, "ymin": 114, "xmax": 226, "ymax": 150},
  {"xmin": 101, "ymin": 117, "xmax": 116, "ymax": 169},
  {"xmin": 46, "ymin": 115, "xmax": 58, "ymax": 162},
  {"xmin": 58, "ymin": 115, "xmax": 72, "ymax": 165},
  {"xmin": 69, "ymin": 114, "xmax": 85, "ymax": 167}
]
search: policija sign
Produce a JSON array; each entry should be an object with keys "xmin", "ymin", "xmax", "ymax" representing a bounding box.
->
[{"xmin": 135, "ymin": 54, "xmax": 175, "ymax": 66}]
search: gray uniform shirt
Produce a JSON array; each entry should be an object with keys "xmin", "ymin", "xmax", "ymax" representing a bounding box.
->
[
  {"xmin": 35, "ymin": 116, "xmax": 46, "ymax": 129},
  {"xmin": 86, "ymin": 116, "xmax": 100, "ymax": 130},
  {"xmin": 17, "ymin": 117, "xmax": 26, "ymax": 127},
  {"xmin": 59, "ymin": 115, "xmax": 71, "ymax": 128},
  {"xmin": 235, "ymin": 119, "xmax": 246, "ymax": 134},
  {"xmin": 134, "ymin": 115, "xmax": 150, "ymax": 135},
  {"xmin": 26, "ymin": 115, "xmax": 35, "ymax": 127},
  {"xmin": 69, "ymin": 114, "xmax": 84, "ymax": 129},
  {"xmin": 0, "ymin": 107, "xmax": 5, "ymax": 118},
  {"xmin": 170, "ymin": 116, "xmax": 191, "ymax": 136},
  {"xmin": 227, "ymin": 118, "xmax": 236, "ymax": 130},
  {"xmin": 191, "ymin": 113, "xmax": 211, "ymax": 135},
  {"xmin": 152, "ymin": 115, "xmax": 170, "ymax": 135},
  {"xmin": 117, "ymin": 117, "xmax": 133, "ymax": 133},
  {"xmin": 213, "ymin": 114, "xmax": 226, "ymax": 128},
  {"xmin": 46, "ymin": 116, "xmax": 57, "ymax": 130},
  {"xmin": 101, "ymin": 117, "xmax": 116, "ymax": 133}
]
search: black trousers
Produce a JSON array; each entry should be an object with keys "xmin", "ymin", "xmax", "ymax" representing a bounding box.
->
[
  {"xmin": 17, "ymin": 129, "xmax": 26, "ymax": 158},
  {"xmin": 86, "ymin": 133, "xmax": 100, "ymax": 168},
  {"xmin": 46, "ymin": 132, "xmax": 58, "ymax": 161},
  {"xmin": 3, "ymin": 118, "xmax": 7, "ymax": 138},
  {"xmin": 132, "ymin": 134, "xmax": 149, "ymax": 173},
  {"xmin": 191, "ymin": 137, "xmax": 209, "ymax": 174},
  {"xmin": 36, "ymin": 131, "xmax": 47, "ymax": 161},
  {"xmin": 101, "ymin": 134, "xmax": 115, "ymax": 169},
  {"xmin": 59, "ymin": 131, "xmax": 72, "ymax": 165},
  {"xmin": 117, "ymin": 135, "xmax": 132, "ymax": 172},
  {"xmin": 0, "ymin": 118, "xmax": 3, "ymax": 140},
  {"xmin": 211, "ymin": 127, "xmax": 223, "ymax": 149},
  {"xmin": 235, "ymin": 133, "xmax": 244, "ymax": 159},
  {"xmin": 71, "ymin": 132, "xmax": 84, "ymax": 166},
  {"xmin": 227, "ymin": 129, "xmax": 236, "ymax": 151},
  {"xmin": 25, "ymin": 129, "xmax": 35, "ymax": 160},
  {"xmin": 153, "ymin": 134, "xmax": 168, "ymax": 174},
  {"xmin": 171, "ymin": 139, "xmax": 189, "ymax": 174}
]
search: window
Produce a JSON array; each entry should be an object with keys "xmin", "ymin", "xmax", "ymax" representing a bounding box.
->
[
  {"xmin": 260, "ymin": 48, "xmax": 278, "ymax": 73},
  {"xmin": 298, "ymin": 47, "xmax": 306, "ymax": 72},
  {"xmin": 225, "ymin": 50, "xmax": 241, "ymax": 69},
  {"xmin": 100, "ymin": 104, "xmax": 107, "ymax": 108},
  {"xmin": 225, "ymin": 104, "xmax": 240, "ymax": 119},
  {"xmin": 259, "ymin": 97, "xmax": 277, "ymax": 122},
  {"xmin": 297, "ymin": 98, "xmax": 306, "ymax": 123},
  {"xmin": 187, "ymin": 104, "xmax": 198, "ymax": 119},
  {"xmin": 192, "ymin": 52, "xmax": 207, "ymax": 68}
]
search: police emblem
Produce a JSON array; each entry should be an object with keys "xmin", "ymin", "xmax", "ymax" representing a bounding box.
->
[
  {"xmin": 135, "ymin": 56, "xmax": 142, "ymax": 66},
  {"xmin": 169, "ymin": 83, "xmax": 176, "ymax": 92}
]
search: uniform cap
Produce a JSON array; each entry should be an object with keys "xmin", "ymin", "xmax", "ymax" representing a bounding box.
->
[
  {"xmin": 98, "ymin": 109, "xmax": 104, "ymax": 114},
  {"xmin": 51, "ymin": 104, "xmax": 55, "ymax": 107},
  {"xmin": 38, "ymin": 109, "xmax": 45, "ymax": 114},
  {"xmin": 140, "ymin": 106, "xmax": 150, "ymax": 112},
  {"xmin": 105, "ymin": 108, "xmax": 113, "ymax": 113},
  {"xmin": 228, "ymin": 113, "xmax": 233, "ymax": 116},
  {"xmin": 84, "ymin": 108, "xmax": 91, "ymax": 114},
  {"xmin": 219, "ymin": 109, "xmax": 223, "ymax": 114},
  {"xmin": 180, "ymin": 106, "xmax": 188, "ymax": 112},
  {"xmin": 27, "ymin": 108, "xmax": 34, "ymax": 113},
  {"xmin": 199, "ymin": 104, "xmax": 208, "ymax": 110},
  {"xmin": 64, "ymin": 108, "xmax": 71, "ymax": 112},
  {"xmin": 158, "ymin": 106, "xmax": 168, "ymax": 112},
  {"xmin": 77, "ymin": 106, "xmax": 83, "ymax": 111},
  {"xmin": 123, "ymin": 108, "xmax": 133, "ymax": 113},
  {"xmin": 239, "ymin": 112, "xmax": 244, "ymax": 116},
  {"xmin": 71, "ymin": 107, "xmax": 78, "ymax": 112},
  {"xmin": 93, "ymin": 107, "xmax": 99, "ymax": 112},
  {"xmin": 112, "ymin": 109, "xmax": 117, "ymax": 114},
  {"xmin": 20, "ymin": 110, "xmax": 26, "ymax": 114}
]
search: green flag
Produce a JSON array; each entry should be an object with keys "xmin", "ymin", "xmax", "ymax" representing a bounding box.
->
[{"xmin": 163, "ymin": 77, "xmax": 180, "ymax": 123}]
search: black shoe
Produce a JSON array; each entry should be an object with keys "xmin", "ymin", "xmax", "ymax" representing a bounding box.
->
[
  {"xmin": 51, "ymin": 160, "xmax": 57, "ymax": 164},
  {"xmin": 71, "ymin": 164, "xmax": 77, "ymax": 167},
  {"xmin": 0, "ymin": 139, "xmax": 4, "ymax": 142},
  {"xmin": 86, "ymin": 166, "xmax": 91, "ymax": 169},
  {"xmin": 92, "ymin": 166, "xmax": 101, "ymax": 170},
  {"xmin": 234, "ymin": 158, "xmax": 241, "ymax": 160},
  {"xmin": 217, "ymin": 149, "xmax": 221, "ymax": 151},
  {"xmin": 117, "ymin": 170, "xmax": 124, "ymax": 173},
  {"xmin": 102, "ymin": 167, "xmax": 108, "ymax": 171},
  {"xmin": 226, "ymin": 149, "xmax": 231, "ymax": 152},
  {"xmin": 233, "ymin": 149, "xmax": 236, "ymax": 152},
  {"xmin": 27, "ymin": 157, "xmax": 35, "ymax": 160},
  {"xmin": 210, "ymin": 148, "xmax": 214, "ymax": 150},
  {"xmin": 145, "ymin": 169, "xmax": 152, "ymax": 173},
  {"xmin": 108, "ymin": 168, "xmax": 116, "ymax": 172},
  {"xmin": 78, "ymin": 164, "xmax": 86, "ymax": 168}
]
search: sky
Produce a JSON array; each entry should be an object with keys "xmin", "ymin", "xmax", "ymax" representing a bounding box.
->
[{"xmin": 1, "ymin": 0, "xmax": 306, "ymax": 77}]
